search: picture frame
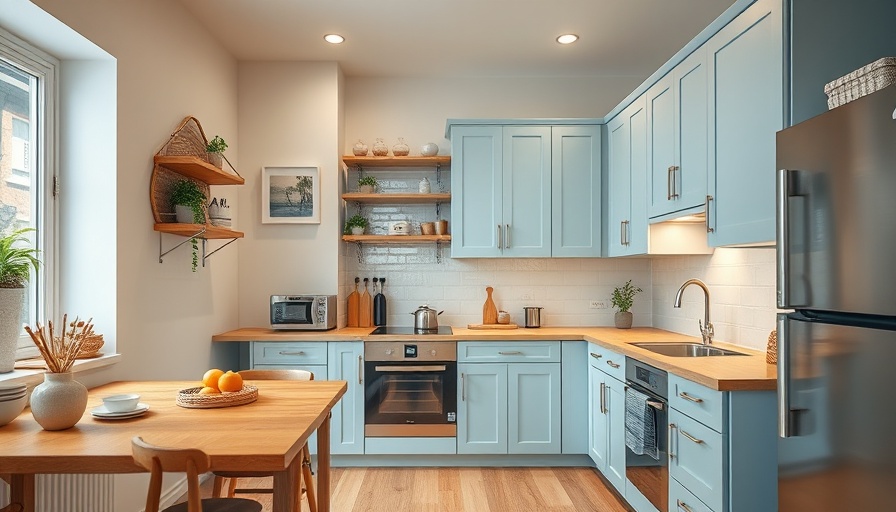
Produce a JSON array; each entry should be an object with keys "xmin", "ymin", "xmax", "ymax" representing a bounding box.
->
[{"xmin": 261, "ymin": 166, "xmax": 321, "ymax": 224}]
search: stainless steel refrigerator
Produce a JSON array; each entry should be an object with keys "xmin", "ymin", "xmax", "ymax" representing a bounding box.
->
[{"xmin": 776, "ymin": 84, "xmax": 896, "ymax": 511}]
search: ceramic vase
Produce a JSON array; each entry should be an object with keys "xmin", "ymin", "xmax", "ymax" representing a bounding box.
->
[
  {"xmin": 372, "ymin": 138, "xmax": 389, "ymax": 157},
  {"xmin": 614, "ymin": 311, "xmax": 633, "ymax": 329},
  {"xmin": 30, "ymin": 372, "xmax": 88, "ymax": 430},
  {"xmin": 0, "ymin": 288, "xmax": 25, "ymax": 373},
  {"xmin": 392, "ymin": 137, "xmax": 410, "ymax": 156}
]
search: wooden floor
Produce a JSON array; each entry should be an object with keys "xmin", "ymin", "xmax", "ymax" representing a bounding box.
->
[{"xmin": 182, "ymin": 467, "xmax": 631, "ymax": 512}]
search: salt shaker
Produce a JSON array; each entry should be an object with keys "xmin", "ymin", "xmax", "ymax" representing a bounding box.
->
[{"xmin": 419, "ymin": 177, "xmax": 431, "ymax": 194}]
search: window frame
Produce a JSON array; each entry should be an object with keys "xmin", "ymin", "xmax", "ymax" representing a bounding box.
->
[{"xmin": 0, "ymin": 27, "xmax": 58, "ymax": 359}]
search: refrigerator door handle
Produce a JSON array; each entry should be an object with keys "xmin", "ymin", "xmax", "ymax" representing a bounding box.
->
[
  {"xmin": 778, "ymin": 314, "xmax": 794, "ymax": 438},
  {"xmin": 777, "ymin": 169, "xmax": 792, "ymax": 308}
]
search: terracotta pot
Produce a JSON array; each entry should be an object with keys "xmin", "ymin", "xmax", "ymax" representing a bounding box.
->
[{"xmin": 614, "ymin": 311, "xmax": 633, "ymax": 329}]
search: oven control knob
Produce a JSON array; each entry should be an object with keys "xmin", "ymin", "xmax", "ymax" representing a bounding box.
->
[{"xmin": 430, "ymin": 350, "xmax": 437, "ymax": 356}]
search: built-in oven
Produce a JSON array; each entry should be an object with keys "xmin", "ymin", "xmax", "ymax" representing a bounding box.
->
[
  {"xmin": 364, "ymin": 341, "xmax": 457, "ymax": 437},
  {"xmin": 625, "ymin": 359, "xmax": 669, "ymax": 512}
]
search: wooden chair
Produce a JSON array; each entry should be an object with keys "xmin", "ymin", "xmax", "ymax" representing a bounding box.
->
[
  {"xmin": 131, "ymin": 436, "xmax": 262, "ymax": 512},
  {"xmin": 212, "ymin": 369, "xmax": 317, "ymax": 512},
  {"xmin": 0, "ymin": 504, "xmax": 23, "ymax": 512}
]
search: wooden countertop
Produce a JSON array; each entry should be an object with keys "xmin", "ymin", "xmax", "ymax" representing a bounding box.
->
[{"xmin": 213, "ymin": 326, "xmax": 777, "ymax": 392}]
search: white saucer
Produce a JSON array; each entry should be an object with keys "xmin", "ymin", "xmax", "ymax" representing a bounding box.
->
[{"xmin": 91, "ymin": 402, "xmax": 150, "ymax": 419}]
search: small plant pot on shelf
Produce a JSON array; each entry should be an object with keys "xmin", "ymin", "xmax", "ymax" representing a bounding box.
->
[
  {"xmin": 175, "ymin": 204, "xmax": 195, "ymax": 223},
  {"xmin": 614, "ymin": 311, "xmax": 633, "ymax": 329},
  {"xmin": 207, "ymin": 152, "xmax": 223, "ymax": 168},
  {"xmin": 359, "ymin": 184, "xmax": 375, "ymax": 194},
  {"xmin": 351, "ymin": 226, "xmax": 365, "ymax": 235}
]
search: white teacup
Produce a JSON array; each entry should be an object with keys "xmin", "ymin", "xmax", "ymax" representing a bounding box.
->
[{"xmin": 102, "ymin": 393, "xmax": 140, "ymax": 413}]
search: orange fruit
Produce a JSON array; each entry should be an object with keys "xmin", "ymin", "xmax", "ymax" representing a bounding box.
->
[
  {"xmin": 198, "ymin": 386, "xmax": 220, "ymax": 395},
  {"xmin": 202, "ymin": 368, "xmax": 224, "ymax": 391},
  {"xmin": 218, "ymin": 371, "xmax": 243, "ymax": 393}
]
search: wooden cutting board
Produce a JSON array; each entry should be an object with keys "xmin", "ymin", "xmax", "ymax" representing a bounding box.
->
[
  {"xmin": 347, "ymin": 277, "xmax": 360, "ymax": 327},
  {"xmin": 467, "ymin": 323, "xmax": 519, "ymax": 330},
  {"xmin": 359, "ymin": 278, "xmax": 372, "ymax": 327},
  {"xmin": 482, "ymin": 286, "xmax": 498, "ymax": 324}
]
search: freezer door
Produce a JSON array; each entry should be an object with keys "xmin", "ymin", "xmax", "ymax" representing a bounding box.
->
[
  {"xmin": 776, "ymin": 85, "xmax": 896, "ymax": 314},
  {"xmin": 777, "ymin": 312, "xmax": 896, "ymax": 511}
]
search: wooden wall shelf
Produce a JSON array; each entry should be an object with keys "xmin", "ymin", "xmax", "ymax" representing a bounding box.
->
[
  {"xmin": 154, "ymin": 223, "xmax": 244, "ymax": 239},
  {"xmin": 341, "ymin": 193, "xmax": 451, "ymax": 205},
  {"xmin": 342, "ymin": 235, "xmax": 451, "ymax": 243},
  {"xmin": 153, "ymin": 155, "xmax": 245, "ymax": 185},
  {"xmin": 342, "ymin": 156, "xmax": 451, "ymax": 168}
]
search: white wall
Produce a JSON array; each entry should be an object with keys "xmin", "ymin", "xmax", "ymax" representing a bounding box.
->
[{"xmin": 236, "ymin": 62, "xmax": 343, "ymax": 327}]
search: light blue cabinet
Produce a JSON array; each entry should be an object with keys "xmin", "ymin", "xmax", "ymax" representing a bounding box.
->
[
  {"xmin": 457, "ymin": 341, "xmax": 561, "ymax": 455},
  {"xmin": 647, "ymin": 47, "xmax": 708, "ymax": 220},
  {"xmin": 669, "ymin": 407, "xmax": 725, "ymax": 511},
  {"xmin": 551, "ymin": 125, "xmax": 602, "ymax": 257},
  {"xmin": 606, "ymin": 97, "xmax": 648, "ymax": 256},
  {"xmin": 457, "ymin": 362, "xmax": 507, "ymax": 454},
  {"xmin": 327, "ymin": 342, "xmax": 364, "ymax": 455},
  {"xmin": 587, "ymin": 345, "xmax": 626, "ymax": 494},
  {"xmin": 706, "ymin": 0, "xmax": 783, "ymax": 246},
  {"xmin": 450, "ymin": 122, "xmax": 601, "ymax": 257}
]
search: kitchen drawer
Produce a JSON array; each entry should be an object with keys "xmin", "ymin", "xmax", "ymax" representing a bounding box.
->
[
  {"xmin": 457, "ymin": 341, "xmax": 560, "ymax": 363},
  {"xmin": 252, "ymin": 342, "xmax": 328, "ymax": 366},
  {"xmin": 586, "ymin": 342, "xmax": 625, "ymax": 381},
  {"xmin": 252, "ymin": 364, "xmax": 328, "ymax": 380},
  {"xmin": 669, "ymin": 373, "xmax": 726, "ymax": 433},
  {"xmin": 669, "ymin": 407, "xmax": 725, "ymax": 512},
  {"xmin": 670, "ymin": 477, "xmax": 716, "ymax": 512}
]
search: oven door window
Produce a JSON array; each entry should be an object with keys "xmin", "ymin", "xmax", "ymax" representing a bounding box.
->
[
  {"xmin": 272, "ymin": 301, "xmax": 312, "ymax": 325},
  {"xmin": 365, "ymin": 361, "xmax": 457, "ymax": 425}
]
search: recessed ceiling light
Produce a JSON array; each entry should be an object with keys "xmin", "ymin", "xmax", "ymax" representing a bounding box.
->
[
  {"xmin": 324, "ymin": 34, "xmax": 345, "ymax": 44},
  {"xmin": 556, "ymin": 34, "xmax": 579, "ymax": 45}
]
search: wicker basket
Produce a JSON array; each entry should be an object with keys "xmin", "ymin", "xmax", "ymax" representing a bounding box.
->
[
  {"xmin": 766, "ymin": 330, "xmax": 777, "ymax": 365},
  {"xmin": 824, "ymin": 57, "xmax": 896, "ymax": 109},
  {"xmin": 76, "ymin": 334, "xmax": 105, "ymax": 359},
  {"xmin": 176, "ymin": 385, "xmax": 258, "ymax": 409}
]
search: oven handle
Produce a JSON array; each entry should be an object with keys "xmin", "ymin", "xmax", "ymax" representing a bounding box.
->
[
  {"xmin": 646, "ymin": 400, "xmax": 664, "ymax": 411},
  {"xmin": 374, "ymin": 365, "xmax": 447, "ymax": 372}
]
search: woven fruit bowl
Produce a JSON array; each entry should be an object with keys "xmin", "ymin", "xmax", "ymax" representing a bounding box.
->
[{"xmin": 176, "ymin": 385, "xmax": 258, "ymax": 409}]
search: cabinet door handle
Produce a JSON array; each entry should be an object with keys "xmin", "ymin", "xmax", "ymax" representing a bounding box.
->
[
  {"xmin": 676, "ymin": 499, "xmax": 695, "ymax": 512},
  {"xmin": 278, "ymin": 350, "xmax": 306, "ymax": 356},
  {"xmin": 620, "ymin": 221, "xmax": 625, "ymax": 246},
  {"xmin": 497, "ymin": 224, "xmax": 503, "ymax": 250},
  {"xmin": 599, "ymin": 382, "xmax": 606, "ymax": 414},
  {"xmin": 667, "ymin": 166, "xmax": 674, "ymax": 200},
  {"xmin": 505, "ymin": 224, "xmax": 511, "ymax": 248},
  {"xmin": 625, "ymin": 220, "xmax": 631, "ymax": 246},
  {"xmin": 671, "ymin": 165, "xmax": 680, "ymax": 199},
  {"xmin": 461, "ymin": 372, "xmax": 466, "ymax": 402},
  {"xmin": 606, "ymin": 360, "xmax": 620, "ymax": 369},
  {"xmin": 705, "ymin": 195, "xmax": 715, "ymax": 233},
  {"xmin": 680, "ymin": 429, "xmax": 705, "ymax": 445},
  {"xmin": 498, "ymin": 351, "xmax": 523, "ymax": 356},
  {"xmin": 358, "ymin": 355, "xmax": 363, "ymax": 384},
  {"xmin": 589, "ymin": 352, "xmax": 602, "ymax": 359},
  {"xmin": 678, "ymin": 391, "xmax": 704, "ymax": 403},
  {"xmin": 668, "ymin": 423, "xmax": 677, "ymax": 459}
]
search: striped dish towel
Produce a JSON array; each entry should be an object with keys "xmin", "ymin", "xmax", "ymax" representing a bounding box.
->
[{"xmin": 625, "ymin": 386, "xmax": 659, "ymax": 460}]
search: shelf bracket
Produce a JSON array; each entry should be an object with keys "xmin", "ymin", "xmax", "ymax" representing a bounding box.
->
[
  {"xmin": 435, "ymin": 201, "xmax": 442, "ymax": 219},
  {"xmin": 436, "ymin": 240, "xmax": 443, "ymax": 264},
  {"xmin": 158, "ymin": 227, "xmax": 208, "ymax": 263},
  {"xmin": 201, "ymin": 237, "xmax": 240, "ymax": 267},
  {"xmin": 355, "ymin": 241, "xmax": 364, "ymax": 264},
  {"xmin": 436, "ymin": 162, "xmax": 443, "ymax": 192}
]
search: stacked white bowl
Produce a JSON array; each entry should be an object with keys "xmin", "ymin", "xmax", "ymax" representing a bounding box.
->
[{"xmin": 0, "ymin": 383, "xmax": 28, "ymax": 427}]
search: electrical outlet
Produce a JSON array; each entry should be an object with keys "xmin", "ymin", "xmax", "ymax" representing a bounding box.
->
[
  {"xmin": 589, "ymin": 300, "xmax": 608, "ymax": 309},
  {"xmin": 521, "ymin": 294, "xmax": 532, "ymax": 301}
]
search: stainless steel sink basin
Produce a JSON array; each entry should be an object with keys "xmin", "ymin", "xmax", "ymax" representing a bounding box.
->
[{"xmin": 631, "ymin": 342, "xmax": 747, "ymax": 357}]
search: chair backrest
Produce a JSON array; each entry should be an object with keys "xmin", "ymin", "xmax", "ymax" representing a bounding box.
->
[
  {"xmin": 238, "ymin": 369, "xmax": 313, "ymax": 381},
  {"xmin": 132, "ymin": 436, "xmax": 209, "ymax": 512}
]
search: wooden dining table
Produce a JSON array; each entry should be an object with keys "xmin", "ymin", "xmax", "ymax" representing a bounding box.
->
[{"xmin": 0, "ymin": 379, "xmax": 347, "ymax": 512}]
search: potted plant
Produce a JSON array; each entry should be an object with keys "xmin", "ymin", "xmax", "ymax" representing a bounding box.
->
[
  {"xmin": 344, "ymin": 214, "xmax": 369, "ymax": 235},
  {"xmin": 611, "ymin": 279, "xmax": 642, "ymax": 329},
  {"xmin": 170, "ymin": 179, "xmax": 207, "ymax": 272},
  {"xmin": 206, "ymin": 135, "xmax": 228, "ymax": 168},
  {"xmin": 0, "ymin": 228, "xmax": 41, "ymax": 373},
  {"xmin": 358, "ymin": 175, "xmax": 377, "ymax": 194}
]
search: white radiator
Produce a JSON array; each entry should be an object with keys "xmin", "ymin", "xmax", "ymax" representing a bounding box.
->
[{"xmin": 0, "ymin": 474, "xmax": 114, "ymax": 511}]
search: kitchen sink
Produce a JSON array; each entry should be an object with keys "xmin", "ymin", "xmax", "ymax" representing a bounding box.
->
[{"xmin": 631, "ymin": 342, "xmax": 747, "ymax": 357}]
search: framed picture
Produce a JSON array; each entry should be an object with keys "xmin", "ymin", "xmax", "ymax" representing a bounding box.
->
[{"xmin": 261, "ymin": 166, "xmax": 321, "ymax": 224}]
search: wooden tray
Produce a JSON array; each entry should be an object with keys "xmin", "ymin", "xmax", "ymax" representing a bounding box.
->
[
  {"xmin": 467, "ymin": 323, "xmax": 519, "ymax": 330},
  {"xmin": 176, "ymin": 385, "xmax": 258, "ymax": 409}
]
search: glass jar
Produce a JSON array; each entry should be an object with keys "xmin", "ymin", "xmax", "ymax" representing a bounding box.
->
[
  {"xmin": 372, "ymin": 138, "xmax": 389, "ymax": 156},
  {"xmin": 352, "ymin": 140, "xmax": 369, "ymax": 156},
  {"xmin": 392, "ymin": 137, "xmax": 410, "ymax": 156}
]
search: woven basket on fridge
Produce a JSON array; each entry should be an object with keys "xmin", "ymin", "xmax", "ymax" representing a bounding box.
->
[
  {"xmin": 824, "ymin": 57, "xmax": 896, "ymax": 109},
  {"xmin": 766, "ymin": 330, "xmax": 777, "ymax": 365}
]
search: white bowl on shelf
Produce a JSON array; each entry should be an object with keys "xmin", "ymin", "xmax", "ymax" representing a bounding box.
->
[{"xmin": 0, "ymin": 395, "xmax": 27, "ymax": 427}]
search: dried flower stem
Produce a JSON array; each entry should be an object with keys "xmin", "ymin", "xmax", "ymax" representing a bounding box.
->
[{"xmin": 24, "ymin": 315, "xmax": 94, "ymax": 373}]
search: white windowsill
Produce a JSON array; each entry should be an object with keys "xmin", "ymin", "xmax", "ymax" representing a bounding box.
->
[{"xmin": 0, "ymin": 353, "xmax": 121, "ymax": 388}]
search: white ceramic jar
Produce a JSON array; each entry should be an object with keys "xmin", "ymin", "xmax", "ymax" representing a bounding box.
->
[{"xmin": 420, "ymin": 142, "xmax": 439, "ymax": 157}]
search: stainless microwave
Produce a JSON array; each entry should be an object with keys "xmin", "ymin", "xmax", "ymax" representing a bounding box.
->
[{"xmin": 270, "ymin": 295, "xmax": 337, "ymax": 330}]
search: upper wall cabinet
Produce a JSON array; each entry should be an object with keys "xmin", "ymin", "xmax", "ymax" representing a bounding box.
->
[
  {"xmin": 646, "ymin": 47, "xmax": 708, "ymax": 220},
  {"xmin": 449, "ymin": 122, "xmax": 601, "ymax": 258},
  {"xmin": 705, "ymin": 0, "xmax": 783, "ymax": 246},
  {"xmin": 606, "ymin": 99, "xmax": 648, "ymax": 257}
]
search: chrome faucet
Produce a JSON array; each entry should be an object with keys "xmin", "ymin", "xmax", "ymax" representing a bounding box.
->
[{"xmin": 674, "ymin": 278, "xmax": 714, "ymax": 345}]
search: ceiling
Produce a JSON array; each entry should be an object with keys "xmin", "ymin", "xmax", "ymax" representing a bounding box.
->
[{"xmin": 176, "ymin": 0, "xmax": 736, "ymax": 80}]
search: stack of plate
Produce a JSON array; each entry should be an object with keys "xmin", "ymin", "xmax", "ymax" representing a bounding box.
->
[
  {"xmin": 0, "ymin": 384, "xmax": 28, "ymax": 426},
  {"xmin": 90, "ymin": 402, "xmax": 150, "ymax": 420}
]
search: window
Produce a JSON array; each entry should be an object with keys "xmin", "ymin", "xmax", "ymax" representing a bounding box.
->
[{"xmin": 0, "ymin": 28, "xmax": 56, "ymax": 356}]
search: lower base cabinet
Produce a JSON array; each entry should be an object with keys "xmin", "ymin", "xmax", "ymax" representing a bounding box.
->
[{"xmin": 587, "ymin": 346, "xmax": 626, "ymax": 494}]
